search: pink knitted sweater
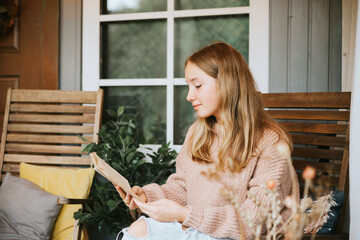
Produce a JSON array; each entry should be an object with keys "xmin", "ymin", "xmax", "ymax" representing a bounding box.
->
[{"xmin": 142, "ymin": 124, "xmax": 300, "ymax": 239}]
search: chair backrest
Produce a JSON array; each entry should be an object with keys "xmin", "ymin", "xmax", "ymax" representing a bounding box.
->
[
  {"xmin": 262, "ymin": 92, "xmax": 350, "ymax": 232},
  {"xmin": 0, "ymin": 88, "xmax": 104, "ymax": 182}
]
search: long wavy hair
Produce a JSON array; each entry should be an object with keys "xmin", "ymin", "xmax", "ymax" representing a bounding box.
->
[{"xmin": 186, "ymin": 42, "xmax": 291, "ymax": 172}]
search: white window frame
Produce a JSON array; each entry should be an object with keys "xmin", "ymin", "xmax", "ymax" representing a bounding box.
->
[{"xmin": 82, "ymin": 0, "xmax": 269, "ymax": 151}]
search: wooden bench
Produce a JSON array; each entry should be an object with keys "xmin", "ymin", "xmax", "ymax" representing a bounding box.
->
[
  {"xmin": 262, "ymin": 92, "xmax": 350, "ymax": 240},
  {"xmin": 0, "ymin": 88, "xmax": 104, "ymax": 240}
]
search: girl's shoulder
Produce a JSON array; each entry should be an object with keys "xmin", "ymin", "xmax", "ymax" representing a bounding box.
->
[{"xmin": 256, "ymin": 128, "xmax": 283, "ymax": 151}]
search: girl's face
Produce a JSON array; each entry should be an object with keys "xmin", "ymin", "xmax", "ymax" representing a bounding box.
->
[{"xmin": 185, "ymin": 62, "xmax": 220, "ymax": 119}]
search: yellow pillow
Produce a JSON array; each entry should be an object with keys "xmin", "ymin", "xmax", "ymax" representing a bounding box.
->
[{"xmin": 20, "ymin": 162, "xmax": 95, "ymax": 240}]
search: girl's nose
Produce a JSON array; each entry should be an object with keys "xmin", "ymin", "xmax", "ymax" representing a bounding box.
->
[{"xmin": 186, "ymin": 89, "xmax": 195, "ymax": 102}]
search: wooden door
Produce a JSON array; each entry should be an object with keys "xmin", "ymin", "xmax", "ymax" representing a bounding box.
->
[{"xmin": 0, "ymin": 0, "xmax": 59, "ymax": 139}]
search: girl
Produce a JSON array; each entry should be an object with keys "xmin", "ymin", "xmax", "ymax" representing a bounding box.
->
[{"xmin": 115, "ymin": 42, "xmax": 299, "ymax": 240}]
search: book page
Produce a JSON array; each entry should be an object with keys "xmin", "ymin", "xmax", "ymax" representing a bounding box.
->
[{"xmin": 90, "ymin": 152, "xmax": 144, "ymax": 202}]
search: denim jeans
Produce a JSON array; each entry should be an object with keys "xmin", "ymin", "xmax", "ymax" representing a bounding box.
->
[{"xmin": 118, "ymin": 216, "xmax": 229, "ymax": 240}]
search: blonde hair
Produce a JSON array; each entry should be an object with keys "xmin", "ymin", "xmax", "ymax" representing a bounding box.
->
[{"xmin": 186, "ymin": 42, "xmax": 291, "ymax": 171}]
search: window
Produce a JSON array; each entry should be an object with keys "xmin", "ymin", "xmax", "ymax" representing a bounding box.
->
[{"xmin": 83, "ymin": 0, "xmax": 269, "ymax": 151}]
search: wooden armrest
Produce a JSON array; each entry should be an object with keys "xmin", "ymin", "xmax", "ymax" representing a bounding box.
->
[{"xmin": 57, "ymin": 197, "xmax": 95, "ymax": 205}]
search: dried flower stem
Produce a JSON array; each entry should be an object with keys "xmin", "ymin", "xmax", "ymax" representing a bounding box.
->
[{"xmin": 303, "ymin": 178, "xmax": 311, "ymax": 198}]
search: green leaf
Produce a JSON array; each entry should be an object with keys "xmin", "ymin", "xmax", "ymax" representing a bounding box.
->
[
  {"xmin": 133, "ymin": 159, "xmax": 146, "ymax": 169},
  {"xmin": 117, "ymin": 106, "xmax": 124, "ymax": 116},
  {"xmin": 77, "ymin": 134, "xmax": 89, "ymax": 142},
  {"xmin": 106, "ymin": 109, "xmax": 117, "ymax": 117},
  {"xmin": 73, "ymin": 211, "xmax": 83, "ymax": 220},
  {"xmin": 81, "ymin": 142, "xmax": 95, "ymax": 154},
  {"xmin": 107, "ymin": 199, "xmax": 117, "ymax": 207},
  {"xmin": 93, "ymin": 201, "xmax": 102, "ymax": 213}
]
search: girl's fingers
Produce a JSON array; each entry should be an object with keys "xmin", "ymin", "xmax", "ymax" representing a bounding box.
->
[
  {"xmin": 129, "ymin": 199, "xmax": 137, "ymax": 209},
  {"xmin": 132, "ymin": 187, "xmax": 140, "ymax": 194},
  {"xmin": 118, "ymin": 188, "xmax": 126, "ymax": 200},
  {"xmin": 114, "ymin": 184, "xmax": 131, "ymax": 206},
  {"xmin": 133, "ymin": 198, "xmax": 152, "ymax": 213},
  {"xmin": 124, "ymin": 193, "xmax": 130, "ymax": 204},
  {"xmin": 114, "ymin": 184, "xmax": 126, "ymax": 200}
]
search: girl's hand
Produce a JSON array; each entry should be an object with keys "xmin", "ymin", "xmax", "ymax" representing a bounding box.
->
[
  {"xmin": 133, "ymin": 198, "xmax": 190, "ymax": 223},
  {"xmin": 113, "ymin": 184, "xmax": 148, "ymax": 210}
]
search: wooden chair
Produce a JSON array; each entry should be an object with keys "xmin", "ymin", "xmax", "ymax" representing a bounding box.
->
[
  {"xmin": 0, "ymin": 88, "xmax": 104, "ymax": 240},
  {"xmin": 262, "ymin": 92, "xmax": 350, "ymax": 240}
]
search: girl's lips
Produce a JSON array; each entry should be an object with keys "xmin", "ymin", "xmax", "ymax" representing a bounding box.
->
[{"xmin": 193, "ymin": 104, "xmax": 201, "ymax": 110}]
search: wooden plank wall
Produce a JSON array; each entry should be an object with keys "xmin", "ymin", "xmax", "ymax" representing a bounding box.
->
[
  {"xmin": 269, "ymin": 0, "xmax": 342, "ymax": 93},
  {"xmin": 0, "ymin": 0, "xmax": 59, "ymax": 141}
]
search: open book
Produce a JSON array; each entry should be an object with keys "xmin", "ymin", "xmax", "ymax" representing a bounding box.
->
[{"xmin": 90, "ymin": 152, "xmax": 144, "ymax": 202}]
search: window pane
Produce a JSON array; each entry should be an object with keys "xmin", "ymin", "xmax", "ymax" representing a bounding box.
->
[
  {"xmin": 101, "ymin": 0, "xmax": 167, "ymax": 14},
  {"xmin": 101, "ymin": 20, "xmax": 167, "ymax": 79},
  {"xmin": 104, "ymin": 86, "xmax": 166, "ymax": 144},
  {"xmin": 174, "ymin": 86, "xmax": 197, "ymax": 144},
  {"xmin": 174, "ymin": 15, "xmax": 249, "ymax": 78},
  {"xmin": 175, "ymin": 0, "xmax": 249, "ymax": 10}
]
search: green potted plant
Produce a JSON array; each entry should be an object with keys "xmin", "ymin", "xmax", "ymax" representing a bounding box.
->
[{"xmin": 74, "ymin": 106, "xmax": 177, "ymax": 238}]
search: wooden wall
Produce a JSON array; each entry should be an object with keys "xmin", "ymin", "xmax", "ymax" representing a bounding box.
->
[
  {"xmin": 0, "ymin": 0, "xmax": 59, "ymax": 140},
  {"xmin": 269, "ymin": 0, "xmax": 342, "ymax": 93}
]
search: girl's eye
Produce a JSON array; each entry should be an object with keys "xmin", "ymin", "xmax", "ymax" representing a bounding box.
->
[{"xmin": 195, "ymin": 85, "xmax": 202, "ymax": 89}]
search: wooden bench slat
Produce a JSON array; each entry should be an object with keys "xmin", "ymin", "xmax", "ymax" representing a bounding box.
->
[
  {"xmin": 9, "ymin": 113, "xmax": 95, "ymax": 123},
  {"xmin": 2, "ymin": 163, "xmax": 19, "ymax": 173},
  {"xmin": 2, "ymin": 163, "xmax": 82, "ymax": 175},
  {"xmin": 292, "ymin": 147, "xmax": 343, "ymax": 160},
  {"xmin": 11, "ymin": 90, "xmax": 98, "ymax": 104},
  {"xmin": 267, "ymin": 110, "xmax": 350, "ymax": 121},
  {"xmin": 281, "ymin": 122, "xmax": 348, "ymax": 134},
  {"xmin": 8, "ymin": 124, "xmax": 94, "ymax": 134},
  {"xmin": 290, "ymin": 134, "xmax": 345, "ymax": 147},
  {"xmin": 6, "ymin": 134, "xmax": 92, "ymax": 144},
  {"xmin": 4, "ymin": 154, "xmax": 91, "ymax": 165},
  {"xmin": 11, "ymin": 104, "xmax": 96, "ymax": 113},
  {"xmin": 262, "ymin": 92, "xmax": 351, "ymax": 108},
  {"xmin": 292, "ymin": 160, "xmax": 342, "ymax": 174},
  {"xmin": 5, "ymin": 143, "xmax": 82, "ymax": 155}
]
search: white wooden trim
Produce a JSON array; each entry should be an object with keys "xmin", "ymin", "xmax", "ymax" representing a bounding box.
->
[
  {"xmin": 99, "ymin": 79, "xmax": 167, "ymax": 86},
  {"xmin": 100, "ymin": 11, "xmax": 169, "ymax": 22},
  {"xmin": 173, "ymin": 145, "xmax": 182, "ymax": 152},
  {"xmin": 349, "ymin": 1, "xmax": 360, "ymax": 238},
  {"xmin": 82, "ymin": 1, "xmax": 100, "ymax": 91},
  {"xmin": 174, "ymin": 7, "xmax": 250, "ymax": 18},
  {"xmin": 167, "ymin": 0, "xmax": 175, "ymax": 146},
  {"xmin": 99, "ymin": 7, "xmax": 250, "ymax": 22},
  {"xmin": 249, "ymin": 0, "xmax": 270, "ymax": 93},
  {"xmin": 174, "ymin": 78, "xmax": 187, "ymax": 85}
]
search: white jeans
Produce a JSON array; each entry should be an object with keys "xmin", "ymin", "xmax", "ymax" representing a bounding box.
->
[{"xmin": 118, "ymin": 216, "xmax": 231, "ymax": 240}]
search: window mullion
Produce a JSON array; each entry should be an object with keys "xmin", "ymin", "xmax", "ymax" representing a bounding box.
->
[
  {"xmin": 174, "ymin": 7, "xmax": 250, "ymax": 18},
  {"xmin": 100, "ymin": 11, "xmax": 169, "ymax": 22},
  {"xmin": 99, "ymin": 79, "xmax": 168, "ymax": 86},
  {"xmin": 166, "ymin": 0, "xmax": 175, "ymax": 147}
]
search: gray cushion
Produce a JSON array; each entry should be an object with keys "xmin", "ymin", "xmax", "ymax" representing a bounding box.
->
[{"xmin": 0, "ymin": 173, "xmax": 63, "ymax": 240}]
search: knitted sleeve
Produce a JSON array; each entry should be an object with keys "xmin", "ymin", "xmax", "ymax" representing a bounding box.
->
[
  {"xmin": 141, "ymin": 150, "xmax": 188, "ymax": 206},
  {"xmin": 183, "ymin": 131, "xmax": 298, "ymax": 240},
  {"xmin": 141, "ymin": 124, "xmax": 194, "ymax": 206}
]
